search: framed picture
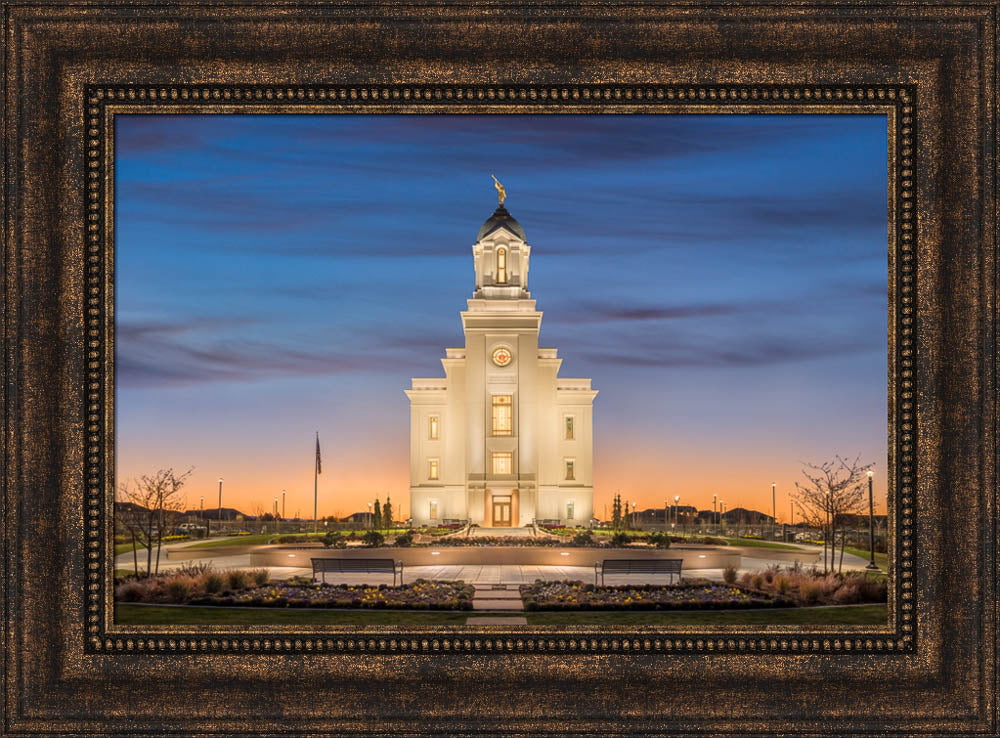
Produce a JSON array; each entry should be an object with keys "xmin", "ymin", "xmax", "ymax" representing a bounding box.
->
[{"xmin": 3, "ymin": 3, "xmax": 997, "ymax": 736}]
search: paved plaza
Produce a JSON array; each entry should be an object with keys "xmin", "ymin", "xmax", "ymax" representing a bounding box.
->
[{"xmin": 116, "ymin": 539, "xmax": 873, "ymax": 587}]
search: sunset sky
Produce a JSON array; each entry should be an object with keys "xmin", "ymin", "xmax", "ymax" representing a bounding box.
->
[{"xmin": 115, "ymin": 113, "xmax": 888, "ymax": 521}]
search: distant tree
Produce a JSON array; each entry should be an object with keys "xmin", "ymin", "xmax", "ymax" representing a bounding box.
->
[
  {"xmin": 382, "ymin": 496, "xmax": 393, "ymax": 531},
  {"xmin": 372, "ymin": 498, "xmax": 382, "ymax": 531},
  {"xmin": 624, "ymin": 499, "xmax": 631, "ymax": 530},
  {"xmin": 792, "ymin": 454, "xmax": 871, "ymax": 573},
  {"xmin": 611, "ymin": 494, "xmax": 622, "ymax": 530},
  {"xmin": 117, "ymin": 467, "xmax": 192, "ymax": 576}
]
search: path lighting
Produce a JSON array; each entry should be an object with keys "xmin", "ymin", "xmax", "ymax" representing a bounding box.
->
[
  {"xmin": 866, "ymin": 470, "xmax": 879, "ymax": 570},
  {"xmin": 673, "ymin": 495, "xmax": 680, "ymax": 529}
]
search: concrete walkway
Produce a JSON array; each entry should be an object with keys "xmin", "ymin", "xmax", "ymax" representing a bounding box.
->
[{"xmin": 468, "ymin": 526, "xmax": 536, "ymax": 537}]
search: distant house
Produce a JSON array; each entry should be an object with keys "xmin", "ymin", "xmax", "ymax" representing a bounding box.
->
[
  {"xmin": 343, "ymin": 511, "xmax": 374, "ymax": 525},
  {"xmin": 721, "ymin": 507, "xmax": 774, "ymax": 525},
  {"xmin": 636, "ymin": 506, "xmax": 698, "ymax": 524},
  {"xmin": 834, "ymin": 512, "xmax": 888, "ymax": 527},
  {"xmin": 181, "ymin": 507, "xmax": 247, "ymax": 521}
]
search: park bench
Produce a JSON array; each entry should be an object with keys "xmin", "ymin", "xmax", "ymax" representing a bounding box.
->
[
  {"xmin": 311, "ymin": 557, "xmax": 404, "ymax": 585},
  {"xmin": 594, "ymin": 558, "xmax": 683, "ymax": 586}
]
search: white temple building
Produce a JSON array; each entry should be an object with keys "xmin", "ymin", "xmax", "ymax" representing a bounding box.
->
[{"xmin": 406, "ymin": 186, "xmax": 597, "ymax": 528}]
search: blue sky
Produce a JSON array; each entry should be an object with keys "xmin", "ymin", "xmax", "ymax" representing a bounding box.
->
[{"xmin": 115, "ymin": 113, "xmax": 888, "ymax": 518}]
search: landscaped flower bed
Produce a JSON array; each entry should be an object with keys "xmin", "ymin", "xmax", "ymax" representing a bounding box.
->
[
  {"xmin": 520, "ymin": 579, "xmax": 791, "ymax": 611},
  {"xmin": 190, "ymin": 580, "xmax": 474, "ymax": 610},
  {"xmin": 730, "ymin": 566, "xmax": 888, "ymax": 606},
  {"xmin": 115, "ymin": 566, "xmax": 474, "ymax": 610}
]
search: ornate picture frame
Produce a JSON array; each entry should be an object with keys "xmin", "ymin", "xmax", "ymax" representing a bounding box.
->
[{"xmin": 3, "ymin": 3, "xmax": 997, "ymax": 735}]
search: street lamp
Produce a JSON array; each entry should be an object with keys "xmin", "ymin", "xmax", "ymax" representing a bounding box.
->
[
  {"xmin": 282, "ymin": 489, "xmax": 286, "ymax": 520},
  {"xmin": 673, "ymin": 495, "xmax": 680, "ymax": 530},
  {"xmin": 663, "ymin": 499, "xmax": 668, "ymax": 533},
  {"xmin": 368, "ymin": 502, "xmax": 373, "ymax": 528},
  {"xmin": 866, "ymin": 470, "xmax": 879, "ymax": 570},
  {"xmin": 771, "ymin": 482, "xmax": 776, "ymax": 535},
  {"xmin": 274, "ymin": 496, "xmax": 278, "ymax": 519},
  {"xmin": 631, "ymin": 502, "xmax": 636, "ymax": 530},
  {"xmin": 713, "ymin": 494, "xmax": 718, "ymax": 528}
]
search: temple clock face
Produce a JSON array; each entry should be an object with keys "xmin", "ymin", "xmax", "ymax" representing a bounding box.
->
[{"xmin": 492, "ymin": 347, "xmax": 513, "ymax": 367}]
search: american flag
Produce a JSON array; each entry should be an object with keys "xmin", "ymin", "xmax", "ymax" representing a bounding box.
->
[{"xmin": 315, "ymin": 433, "xmax": 322, "ymax": 475}]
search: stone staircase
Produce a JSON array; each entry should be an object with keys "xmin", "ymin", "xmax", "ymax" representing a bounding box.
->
[{"xmin": 472, "ymin": 583, "xmax": 524, "ymax": 611}]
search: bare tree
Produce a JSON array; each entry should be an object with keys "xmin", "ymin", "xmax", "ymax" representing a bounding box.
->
[
  {"xmin": 792, "ymin": 455, "xmax": 872, "ymax": 573},
  {"xmin": 117, "ymin": 468, "xmax": 193, "ymax": 576}
]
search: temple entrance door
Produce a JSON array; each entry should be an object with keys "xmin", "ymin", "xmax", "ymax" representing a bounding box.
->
[{"xmin": 491, "ymin": 496, "xmax": 512, "ymax": 527}]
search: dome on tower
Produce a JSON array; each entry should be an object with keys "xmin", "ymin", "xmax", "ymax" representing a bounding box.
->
[{"xmin": 477, "ymin": 205, "xmax": 526, "ymax": 241}]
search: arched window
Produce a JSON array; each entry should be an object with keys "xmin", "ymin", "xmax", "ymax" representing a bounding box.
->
[{"xmin": 496, "ymin": 247, "xmax": 507, "ymax": 283}]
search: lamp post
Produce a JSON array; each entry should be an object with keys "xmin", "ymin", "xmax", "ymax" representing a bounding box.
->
[
  {"xmin": 866, "ymin": 470, "xmax": 879, "ymax": 570},
  {"xmin": 713, "ymin": 494, "xmax": 718, "ymax": 529},
  {"xmin": 631, "ymin": 502, "xmax": 636, "ymax": 530},
  {"xmin": 282, "ymin": 489, "xmax": 286, "ymax": 520},
  {"xmin": 663, "ymin": 499, "xmax": 668, "ymax": 533},
  {"xmin": 217, "ymin": 477, "xmax": 223, "ymax": 534},
  {"xmin": 673, "ymin": 495, "xmax": 680, "ymax": 530},
  {"xmin": 771, "ymin": 482, "xmax": 776, "ymax": 537},
  {"xmin": 368, "ymin": 502, "xmax": 373, "ymax": 529}
]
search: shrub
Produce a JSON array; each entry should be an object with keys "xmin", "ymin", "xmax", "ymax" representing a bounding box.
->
[
  {"xmin": 201, "ymin": 572, "xmax": 225, "ymax": 594},
  {"xmin": 800, "ymin": 582, "xmax": 822, "ymax": 605},
  {"xmin": 775, "ymin": 575, "xmax": 791, "ymax": 595},
  {"xmin": 226, "ymin": 570, "xmax": 250, "ymax": 591},
  {"xmin": 394, "ymin": 531, "xmax": 414, "ymax": 547},
  {"xmin": 250, "ymin": 568, "xmax": 270, "ymax": 587},
  {"xmin": 739, "ymin": 572, "xmax": 753, "ymax": 587},
  {"xmin": 722, "ymin": 566, "xmax": 737, "ymax": 585},
  {"xmin": 362, "ymin": 530, "xmax": 385, "ymax": 547},
  {"xmin": 833, "ymin": 581, "xmax": 861, "ymax": 604},
  {"xmin": 648, "ymin": 533, "xmax": 672, "ymax": 549},
  {"xmin": 609, "ymin": 532, "xmax": 629, "ymax": 547},
  {"xmin": 176, "ymin": 562, "xmax": 212, "ymax": 577},
  {"xmin": 117, "ymin": 581, "xmax": 146, "ymax": 602},
  {"xmin": 750, "ymin": 574, "xmax": 764, "ymax": 590},
  {"xmin": 572, "ymin": 530, "xmax": 594, "ymax": 545},
  {"xmin": 166, "ymin": 577, "xmax": 192, "ymax": 603},
  {"xmin": 819, "ymin": 573, "xmax": 841, "ymax": 597},
  {"xmin": 859, "ymin": 575, "xmax": 888, "ymax": 602},
  {"xmin": 321, "ymin": 532, "xmax": 346, "ymax": 549}
]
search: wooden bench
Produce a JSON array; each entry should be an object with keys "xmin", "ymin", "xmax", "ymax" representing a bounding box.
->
[
  {"xmin": 594, "ymin": 558, "xmax": 683, "ymax": 586},
  {"xmin": 311, "ymin": 558, "xmax": 404, "ymax": 585}
]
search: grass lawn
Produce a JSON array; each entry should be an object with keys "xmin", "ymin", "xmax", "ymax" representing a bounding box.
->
[
  {"xmin": 185, "ymin": 530, "xmax": 410, "ymax": 549},
  {"xmin": 526, "ymin": 604, "xmax": 887, "ymax": 626},
  {"xmin": 722, "ymin": 537, "xmax": 806, "ymax": 551},
  {"xmin": 841, "ymin": 546, "xmax": 889, "ymax": 571},
  {"xmin": 114, "ymin": 542, "xmax": 149, "ymax": 556},
  {"xmin": 115, "ymin": 604, "xmax": 471, "ymax": 625},
  {"xmin": 116, "ymin": 603, "xmax": 887, "ymax": 626}
]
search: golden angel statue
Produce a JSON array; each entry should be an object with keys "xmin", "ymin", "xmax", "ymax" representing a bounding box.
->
[{"xmin": 491, "ymin": 174, "xmax": 506, "ymax": 206}]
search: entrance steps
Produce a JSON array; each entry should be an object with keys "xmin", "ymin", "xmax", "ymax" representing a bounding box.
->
[{"xmin": 472, "ymin": 583, "xmax": 525, "ymax": 611}]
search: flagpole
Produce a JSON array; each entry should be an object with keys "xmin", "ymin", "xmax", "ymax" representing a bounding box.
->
[{"xmin": 314, "ymin": 431, "xmax": 319, "ymax": 533}]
